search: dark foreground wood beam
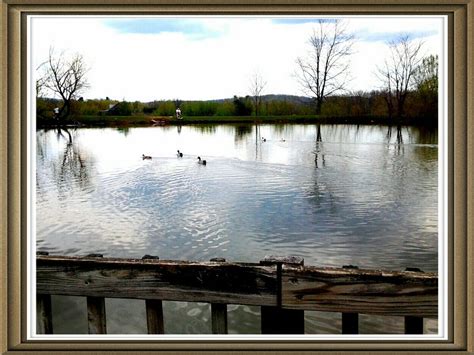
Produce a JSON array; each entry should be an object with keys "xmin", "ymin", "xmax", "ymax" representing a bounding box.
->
[{"xmin": 36, "ymin": 255, "xmax": 437, "ymax": 318}]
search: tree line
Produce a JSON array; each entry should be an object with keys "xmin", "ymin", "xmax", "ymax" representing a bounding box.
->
[{"xmin": 36, "ymin": 20, "xmax": 438, "ymax": 126}]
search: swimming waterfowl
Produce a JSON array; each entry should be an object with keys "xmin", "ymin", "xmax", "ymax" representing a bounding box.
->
[
  {"xmin": 197, "ymin": 156, "xmax": 207, "ymax": 165},
  {"xmin": 261, "ymin": 137, "xmax": 266, "ymax": 142},
  {"xmin": 177, "ymin": 150, "xmax": 183, "ymax": 158},
  {"xmin": 142, "ymin": 154, "xmax": 152, "ymax": 160}
]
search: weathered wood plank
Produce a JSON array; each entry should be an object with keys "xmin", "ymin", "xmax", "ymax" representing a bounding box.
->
[
  {"xmin": 36, "ymin": 294, "xmax": 53, "ymax": 334},
  {"xmin": 341, "ymin": 312, "xmax": 359, "ymax": 334},
  {"xmin": 261, "ymin": 306, "xmax": 305, "ymax": 334},
  {"xmin": 260, "ymin": 255, "xmax": 304, "ymax": 266},
  {"xmin": 87, "ymin": 296, "xmax": 107, "ymax": 334},
  {"xmin": 404, "ymin": 316, "xmax": 423, "ymax": 334},
  {"xmin": 145, "ymin": 299, "xmax": 164, "ymax": 334},
  {"xmin": 281, "ymin": 265, "xmax": 437, "ymax": 318},
  {"xmin": 211, "ymin": 303, "xmax": 228, "ymax": 334},
  {"xmin": 36, "ymin": 255, "xmax": 438, "ymax": 318},
  {"xmin": 36, "ymin": 256, "xmax": 278, "ymax": 306}
]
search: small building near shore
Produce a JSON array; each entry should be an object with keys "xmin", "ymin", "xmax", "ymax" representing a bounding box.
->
[{"xmin": 99, "ymin": 102, "xmax": 132, "ymax": 116}]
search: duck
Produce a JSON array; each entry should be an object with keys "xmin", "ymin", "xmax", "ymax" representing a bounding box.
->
[
  {"xmin": 197, "ymin": 156, "xmax": 207, "ymax": 165},
  {"xmin": 261, "ymin": 137, "xmax": 266, "ymax": 142},
  {"xmin": 280, "ymin": 138, "xmax": 286, "ymax": 142},
  {"xmin": 142, "ymin": 154, "xmax": 152, "ymax": 160},
  {"xmin": 177, "ymin": 150, "xmax": 183, "ymax": 158}
]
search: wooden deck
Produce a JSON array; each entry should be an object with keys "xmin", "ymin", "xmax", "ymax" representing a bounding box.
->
[{"xmin": 36, "ymin": 253, "xmax": 438, "ymax": 335}]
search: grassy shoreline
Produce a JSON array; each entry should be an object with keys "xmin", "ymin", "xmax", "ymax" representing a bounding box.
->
[{"xmin": 37, "ymin": 114, "xmax": 435, "ymax": 128}]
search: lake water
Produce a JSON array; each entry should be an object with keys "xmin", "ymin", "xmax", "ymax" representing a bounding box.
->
[{"xmin": 36, "ymin": 123, "xmax": 438, "ymax": 334}]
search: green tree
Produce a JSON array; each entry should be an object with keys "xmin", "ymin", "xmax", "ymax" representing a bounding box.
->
[
  {"xmin": 215, "ymin": 101, "xmax": 235, "ymax": 116},
  {"xmin": 114, "ymin": 101, "xmax": 132, "ymax": 116},
  {"xmin": 154, "ymin": 101, "xmax": 175, "ymax": 116},
  {"xmin": 412, "ymin": 54, "xmax": 438, "ymax": 121},
  {"xmin": 414, "ymin": 55, "xmax": 438, "ymax": 96},
  {"xmin": 233, "ymin": 96, "xmax": 252, "ymax": 116}
]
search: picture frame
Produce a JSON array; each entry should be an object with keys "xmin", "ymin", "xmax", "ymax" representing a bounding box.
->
[{"xmin": 0, "ymin": 0, "xmax": 472, "ymax": 353}]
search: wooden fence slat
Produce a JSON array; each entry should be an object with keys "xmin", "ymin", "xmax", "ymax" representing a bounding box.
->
[
  {"xmin": 261, "ymin": 306, "xmax": 305, "ymax": 334},
  {"xmin": 342, "ymin": 312, "xmax": 359, "ymax": 334},
  {"xmin": 281, "ymin": 266, "xmax": 438, "ymax": 317},
  {"xmin": 145, "ymin": 299, "xmax": 164, "ymax": 334},
  {"xmin": 87, "ymin": 296, "xmax": 107, "ymax": 334},
  {"xmin": 404, "ymin": 316, "xmax": 423, "ymax": 334},
  {"xmin": 37, "ymin": 256, "xmax": 278, "ymax": 306},
  {"xmin": 211, "ymin": 303, "xmax": 228, "ymax": 334},
  {"xmin": 36, "ymin": 294, "xmax": 53, "ymax": 334}
]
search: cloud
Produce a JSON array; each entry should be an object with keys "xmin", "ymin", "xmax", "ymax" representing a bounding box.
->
[
  {"xmin": 357, "ymin": 29, "xmax": 438, "ymax": 42},
  {"xmin": 103, "ymin": 18, "xmax": 223, "ymax": 39},
  {"xmin": 271, "ymin": 18, "xmax": 336, "ymax": 25}
]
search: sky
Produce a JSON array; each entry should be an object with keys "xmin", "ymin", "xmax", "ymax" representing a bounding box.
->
[{"xmin": 30, "ymin": 16, "xmax": 444, "ymax": 102}]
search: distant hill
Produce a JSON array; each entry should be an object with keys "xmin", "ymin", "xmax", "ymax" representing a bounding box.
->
[{"xmin": 189, "ymin": 94, "xmax": 313, "ymax": 104}]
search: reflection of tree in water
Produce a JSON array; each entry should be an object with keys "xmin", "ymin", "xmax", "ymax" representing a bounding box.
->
[
  {"xmin": 233, "ymin": 124, "xmax": 252, "ymax": 144},
  {"xmin": 191, "ymin": 125, "xmax": 217, "ymax": 134},
  {"xmin": 52, "ymin": 128, "xmax": 95, "ymax": 200},
  {"xmin": 386, "ymin": 125, "xmax": 405, "ymax": 155},
  {"xmin": 314, "ymin": 124, "xmax": 326, "ymax": 168},
  {"xmin": 36, "ymin": 130, "xmax": 49, "ymax": 199},
  {"xmin": 305, "ymin": 170, "xmax": 338, "ymax": 215},
  {"xmin": 411, "ymin": 126, "xmax": 438, "ymax": 165},
  {"xmin": 116, "ymin": 127, "xmax": 130, "ymax": 137},
  {"xmin": 410, "ymin": 125, "xmax": 437, "ymax": 145},
  {"xmin": 272, "ymin": 124, "xmax": 286, "ymax": 135},
  {"xmin": 36, "ymin": 130, "xmax": 47, "ymax": 164},
  {"xmin": 254, "ymin": 124, "xmax": 262, "ymax": 160}
]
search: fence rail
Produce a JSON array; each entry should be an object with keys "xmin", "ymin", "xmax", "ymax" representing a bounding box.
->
[{"xmin": 36, "ymin": 253, "xmax": 438, "ymax": 335}]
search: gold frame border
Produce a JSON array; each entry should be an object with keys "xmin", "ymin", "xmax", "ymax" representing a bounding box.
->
[{"xmin": 1, "ymin": 1, "xmax": 472, "ymax": 353}]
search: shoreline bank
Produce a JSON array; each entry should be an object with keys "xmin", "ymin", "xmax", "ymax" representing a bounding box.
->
[{"xmin": 36, "ymin": 114, "xmax": 436, "ymax": 128}]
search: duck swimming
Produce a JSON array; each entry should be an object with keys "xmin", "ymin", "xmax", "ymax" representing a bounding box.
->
[
  {"xmin": 142, "ymin": 154, "xmax": 152, "ymax": 160},
  {"xmin": 197, "ymin": 156, "xmax": 207, "ymax": 165},
  {"xmin": 261, "ymin": 137, "xmax": 266, "ymax": 142},
  {"xmin": 177, "ymin": 150, "xmax": 183, "ymax": 158}
]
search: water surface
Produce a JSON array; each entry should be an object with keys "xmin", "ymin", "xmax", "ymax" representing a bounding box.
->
[{"xmin": 36, "ymin": 123, "xmax": 438, "ymax": 334}]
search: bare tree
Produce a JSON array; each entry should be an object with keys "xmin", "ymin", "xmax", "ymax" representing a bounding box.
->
[
  {"xmin": 295, "ymin": 19, "xmax": 355, "ymax": 115},
  {"xmin": 249, "ymin": 71, "xmax": 267, "ymax": 117},
  {"xmin": 40, "ymin": 48, "xmax": 89, "ymax": 121},
  {"xmin": 377, "ymin": 35, "xmax": 423, "ymax": 119},
  {"xmin": 36, "ymin": 71, "xmax": 47, "ymax": 99}
]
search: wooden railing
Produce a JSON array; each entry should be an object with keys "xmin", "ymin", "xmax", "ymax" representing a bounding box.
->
[{"xmin": 36, "ymin": 253, "xmax": 438, "ymax": 335}]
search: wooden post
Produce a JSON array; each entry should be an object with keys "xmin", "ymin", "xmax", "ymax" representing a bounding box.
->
[
  {"xmin": 261, "ymin": 306, "xmax": 305, "ymax": 334},
  {"xmin": 85, "ymin": 254, "xmax": 107, "ymax": 334},
  {"xmin": 260, "ymin": 256, "xmax": 305, "ymax": 334},
  {"xmin": 342, "ymin": 313, "xmax": 359, "ymax": 334},
  {"xmin": 341, "ymin": 265, "xmax": 359, "ymax": 334},
  {"xmin": 209, "ymin": 258, "xmax": 228, "ymax": 334},
  {"xmin": 145, "ymin": 299, "xmax": 164, "ymax": 334},
  {"xmin": 142, "ymin": 255, "xmax": 164, "ymax": 334},
  {"xmin": 404, "ymin": 267, "xmax": 424, "ymax": 334},
  {"xmin": 36, "ymin": 294, "xmax": 53, "ymax": 334},
  {"xmin": 87, "ymin": 296, "xmax": 107, "ymax": 334},
  {"xmin": 36, "ymin": 251, "xmax": 53, "ymax": 334},
  {"xmin": 211, "ymin": 303, "xmax": 228, "ymax": 334},
  {"xmin": 405, "ymin": 316, "xmax": 423, "ymax": 334}
]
